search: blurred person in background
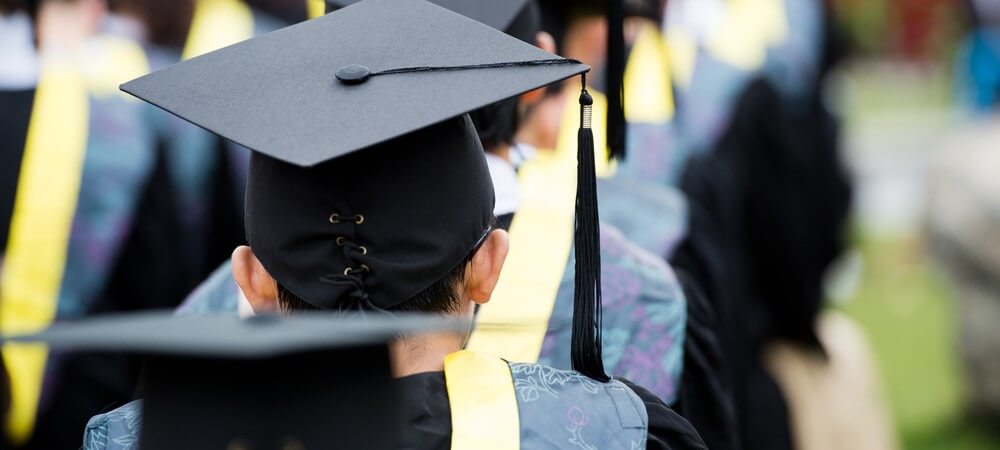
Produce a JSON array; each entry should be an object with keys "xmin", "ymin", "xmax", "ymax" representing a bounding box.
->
[
  {"xmin": 104, "ymin": 0, "xmax": 287, "ymax": 298},
  {"xmin": 671, "ymin": 1, "xmax": 899, "ymax": 449},
  {"xmin": 0, "ymin": 0, "xmax": 171, "ymax": 447},
  {"xmin": 955, "ymin": 0, "xmax": 1000, "ymax": 112}
]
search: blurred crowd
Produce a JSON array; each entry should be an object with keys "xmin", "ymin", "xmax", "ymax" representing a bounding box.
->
[{"xmin": 0, "ymin": 0, "xmax": 998, "ymax": 449}]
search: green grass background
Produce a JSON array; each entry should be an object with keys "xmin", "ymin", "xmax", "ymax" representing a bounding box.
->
[{"xmin": 839, "ymin": 234, "xmax": 1000, "ymax": 450}]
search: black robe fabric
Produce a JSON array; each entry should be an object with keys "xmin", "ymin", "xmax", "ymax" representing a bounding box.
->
[
  {"xmin": 396, "ymin": 371, "xmax": 708, "ymax": 450},
  {"xmin": 0, "ymin": 89, "xmax": 34, "ymax": 251},
  {"xmin": 671, "ymin": 267, "xmax": 741, "ymax": 450},
  {"xmin": 676, "ymin": 77, "xmax": 852, "ymax": 450},
  {"xmin": 0, "ymin": 89, "xmax": 31, "ymax": 450}
]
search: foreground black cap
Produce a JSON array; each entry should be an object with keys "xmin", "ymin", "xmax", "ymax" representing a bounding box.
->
[
  {"xmin": 121, "ymin": 0, "xmax": 608, "ymax": 380},
  {"xmin": 7, "ymin": 312, "xmax": 464, "ymax": 450}
]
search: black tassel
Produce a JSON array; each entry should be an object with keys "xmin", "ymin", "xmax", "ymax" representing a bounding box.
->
[
  {"xmin": 571, "ymin": 75, "xmax": 609, "ymax": 382},
  {"xmin": 606, "ymin": 0, "xmax": 627, "ymax": 161}
]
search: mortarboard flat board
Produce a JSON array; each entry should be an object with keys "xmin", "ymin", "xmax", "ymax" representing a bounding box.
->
[
  {"xmin": 121, "ymin": 0, "xmax": 584, "ymax": 167},
  {"xmin": 6, "ymin": 312, "xmax": 465, "ymax": 450}
]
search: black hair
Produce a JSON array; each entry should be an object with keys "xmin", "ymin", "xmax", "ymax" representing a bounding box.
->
[
  {"xmin": 1, "ymin": 0, "xmax": 36, "ymax": 17},
  {"xmin": 468, "ymin": 98, "xmax": 521, "ymax": 152},
  {"xmin": 278, "ymin": 217, "xmax": 500, "ymax": 314}
]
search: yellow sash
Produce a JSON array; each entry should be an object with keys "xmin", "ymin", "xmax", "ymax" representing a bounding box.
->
[
  {"xmin": 183, "ymin": 0, "xmax": 255, "ymax": 60},
  {"xmin": 0, "ymin": 36, "xmax": 150, "ymax": 443},
  {"xmin": 444, "ymin": 350, "xmax": 519, "ymax": 450},
  {"xmin": 705, "ymin": 0, "xmax": 789, "ymax": 71},
  {"xmin": 624, "ymin": 22, "xmax": 675, "ymax": 123},
  {"xmin": 1, "ymin": 61, "xmax": 88, "ymax": 445},
  {"xmin": 307, "ymin": 0, "xmax": 326, "ymax": 18}
]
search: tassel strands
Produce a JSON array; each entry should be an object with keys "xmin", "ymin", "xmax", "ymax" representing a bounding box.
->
[{"xmin": 571, "ymin": 73, "xmax": 609, "ymax": 382}]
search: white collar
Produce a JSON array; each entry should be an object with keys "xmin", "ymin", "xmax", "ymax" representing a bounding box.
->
[
  {"xmin": 485, "ymin": 152, "xmax": 520, "ymax": 217},
  {"xmin": 0, "ymin": 12, "xmax": 38, "ymax": 90}
]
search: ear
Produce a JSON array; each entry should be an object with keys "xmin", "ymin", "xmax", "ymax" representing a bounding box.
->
[
  {"xmin": 231, "ymin": 246, "xmax": 280, "ymax": 314},
  {"xmin": 519, "ymin": 31, "xmax": 559, "ymax": 105},
  {"xmin": 465, "ymin": 229, "xmax": 510, "ymax": 304}
]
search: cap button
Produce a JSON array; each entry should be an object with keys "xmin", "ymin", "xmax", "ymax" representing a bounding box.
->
[{"xmin": 336, "ymin": 64, "xmax": 371, "ymax": 84}]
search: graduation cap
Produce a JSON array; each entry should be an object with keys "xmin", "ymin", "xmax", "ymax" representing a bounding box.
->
[
  {"xmin": 324, "ymin": 0, "xmax": 540, "ymax": 44},
  {"xmin": 121, "ymin": 0, "xmax": 608, "ymax": 380},
  {"xmin": 6, "ymin": 312, "xmax": 465, "ymax": 449}
]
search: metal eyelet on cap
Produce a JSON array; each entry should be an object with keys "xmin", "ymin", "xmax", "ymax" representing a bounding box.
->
[
  {"xmin": 344, "ymin": 267, "xmax": 354, "ymax": 275},
  {"xmin": 358, "ymin": 246, "xmax": 368, "ymax": 255},
  {"xmin": 354, "ymin": 214, "xmax": 364, "ymax": 225},
  {"xmin": 336, "ymin": 237, "xmax": 347, "ymax": 246},
  {"xmin": 329, "ymin": 213, "xmax": 341, "ymax": 224}
]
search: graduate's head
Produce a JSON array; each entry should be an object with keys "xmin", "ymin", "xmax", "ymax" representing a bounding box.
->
[{"xmin": 230, "ymin": 115, "xmax": 509, "ymax": 319}]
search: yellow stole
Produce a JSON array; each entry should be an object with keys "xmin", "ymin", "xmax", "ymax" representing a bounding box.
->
[
  {"xmin": 183, "ymin": 0, "xmax": 255, "ymax": 60},
  {"xmin": 1, "ymin": 36, "xmax": 150, "ymax": 443},
  {"xmin": 444, "ymin": 350, "xmax": 519, "ymax": 450},
  {"xmin": 625, "ymin": 22, "xmax": 675, "ymax": 124},
  {"xmin": 307, "ymin": 0, "xmax": 326, "ymax": 19},
  {"xmin": 667, "ymin": 0, "xmax": 788, "ymax": 87}
]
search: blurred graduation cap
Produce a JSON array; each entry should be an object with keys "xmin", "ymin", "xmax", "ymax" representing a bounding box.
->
[
  {"xmin": 6, "ymin": 312, "xmax": 464, "ymax": 450},
  {"xmin": 324, "ymin": 0, "xmax": 540, "ymax": 43},
  {"xmin": 121, "ymin": 0, "xmax": 608, "ymax": 379},
  {"xmin": 535, "ymin": 0, "xmax": 628, "ymax": 160}
]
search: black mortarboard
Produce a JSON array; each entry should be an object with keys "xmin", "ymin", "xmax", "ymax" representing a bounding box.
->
[
  {"xmin": 121, "ymin": 0, "xmax": 609, "ymax": 379},
  {"xmin": 7, "ymin": 312, "xmax": 464, "ymax": 450}
]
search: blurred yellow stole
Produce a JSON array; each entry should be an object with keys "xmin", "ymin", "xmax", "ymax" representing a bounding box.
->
[
  {"xmin": 1, "ymin": 35, "xmax": 150, "ymax": 442},
  {"xmin": 183, "ymin": 0, "xmax": 255, "ymax": 60},
  {"xmin": 307, "ymin": 0, "xmax": 326, "ymax": 18}
]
